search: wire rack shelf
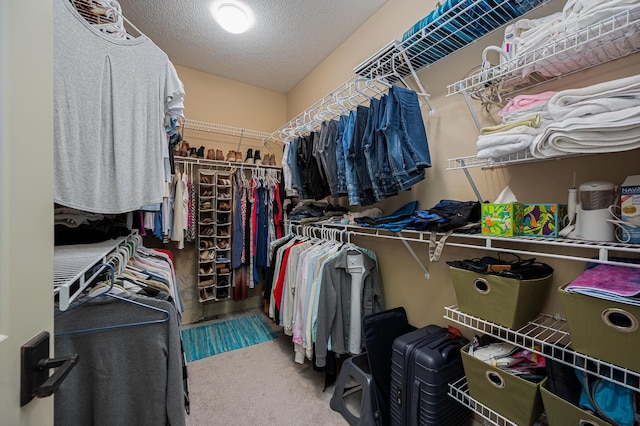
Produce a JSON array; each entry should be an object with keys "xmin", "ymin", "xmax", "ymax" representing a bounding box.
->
[
  {"xmin": 447, "ymin": 4, "xmax": 640, "ymax": 97},
  {"xmin": 448, "ymin": 377, "xmax": 518, "ymax": 426},
  {"xmin": 54, "ymin": 233, "xmax": 134, "ymax": 311},
  {"xmin": 445, "ymin": 306, "xmax": 640, "ymax": 392},
  {"xmin": 354, "ymin": 0, "xmax": 550, "ymax": 83}
]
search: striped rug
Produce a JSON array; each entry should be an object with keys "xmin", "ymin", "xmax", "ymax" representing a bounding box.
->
[{"xmin": 181, "ymin": 314, "xmax": 278, "ymax": 363}]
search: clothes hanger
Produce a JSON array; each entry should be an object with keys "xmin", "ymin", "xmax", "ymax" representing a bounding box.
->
[{"xmin": 55, "ymin": 263, "xmax": 170, "ymax": 336}]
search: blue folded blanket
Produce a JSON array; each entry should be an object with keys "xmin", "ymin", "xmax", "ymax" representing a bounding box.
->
[{"xmin": 401, "ymin": 0, "xmax": 541, "ymax": 66}]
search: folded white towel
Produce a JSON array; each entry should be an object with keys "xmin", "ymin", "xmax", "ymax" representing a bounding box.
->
[
  {"xmin": 477, "ymin": 138, "xmax": 534, "ymax": 159},
  {"xmin": 530, "ymin": 103, "xmax": 640, "ymax": 157},
  {"xmin": 476, "ymin": 125, "xmax": 539, "ymax": 159},
  {"xmin": 547, "ymin": 74, "xmax": 640, "ymax": 119}
]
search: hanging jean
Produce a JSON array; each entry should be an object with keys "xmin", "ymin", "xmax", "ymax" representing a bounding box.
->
[
  {"xmin": 373, "ymin": 94, "xmax": 399, "ymax": 199},
  {"xmin": 317, "ymin": 120, "xmax": 339, "ymax": 197},
  {"xmin": 393, "ymin": 85, "xmax": 432, "ymax": 169},
  {"xmin": 342, "ymin": 109, "xmax": 360, "ymax": 205},
  {"xmin": 287, "ymin": 138, "xmax": 306, "ymax": 198},
  {"xmin": 380, "ymin": 86, "xmax": 426, "ymax": 191},
  {"xmin": 353, "ymin": 104, "xmax": 376, "ymax": 206},
  {"xmin": 335, "ymin": 115, "xmax": 349, "ymax": 197}
]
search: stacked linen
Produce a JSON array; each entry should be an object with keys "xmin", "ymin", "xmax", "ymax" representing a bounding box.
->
[
  {"xmin": 566, "ymin": 264, "xmax": 640, "ymax": 306},
  {"xmin": 530, "ymin": 73, "xmax": 640, "ymax": 158},
  {"xmin": 476, "ymin": 91, "xmax": 556, "ymax": 159},
  {"xmin": 510, "ymin": 0, "xmax": 640, "ymax": 79}
]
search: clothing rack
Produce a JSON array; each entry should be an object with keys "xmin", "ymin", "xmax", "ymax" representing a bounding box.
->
[
  {"xmin": 175, "ymin": 156, "xmax": 282, "ymax": 171},
  {"xmin": 277, "ymin": 71, "xmax": 433, "ymax": 142},
  {"xmin": 54, "ymin": 230, "xmax": 140, "ymax": 311}
]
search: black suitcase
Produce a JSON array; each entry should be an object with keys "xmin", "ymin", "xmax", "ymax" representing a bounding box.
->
[{"xmin": 389, "ymin": 324, "xmax": 470, "ymax": 426}]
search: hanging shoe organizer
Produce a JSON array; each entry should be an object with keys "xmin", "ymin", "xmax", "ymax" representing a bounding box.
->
[{"xmin": 197, "ymin": 169, "xmax": 235, "ymax": 302}]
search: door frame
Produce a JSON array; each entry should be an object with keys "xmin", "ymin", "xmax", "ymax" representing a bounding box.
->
[{"xmin": 0, "ymin": 1, "xmax": 55, "ymax": 424}]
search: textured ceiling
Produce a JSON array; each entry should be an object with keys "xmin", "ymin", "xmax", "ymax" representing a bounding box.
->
[{"xmin": 116, "ymin": 0, "xmax": 389, "ymax": 93}]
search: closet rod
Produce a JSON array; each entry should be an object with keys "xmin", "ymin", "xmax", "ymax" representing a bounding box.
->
[
  {"xmin": 278, "ymin": 74, "xmax": 419, "ymax": 141},
  {"xmin": 288, "ymin": 222, "xmax": 433, "ymax": 280},
  {"xmin": 175, "ymin": 156, "xmax": 282, "ymax": 171}
]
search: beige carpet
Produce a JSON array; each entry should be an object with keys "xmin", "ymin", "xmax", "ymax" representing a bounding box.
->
[{"xmin": 185, "ymin": 327, "xmax": 350, "ymax": 426}]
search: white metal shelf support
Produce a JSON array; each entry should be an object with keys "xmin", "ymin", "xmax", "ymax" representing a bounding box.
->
[{"xmin": 445, "ymin": 306, "xmax": 640, "ymax": 392}]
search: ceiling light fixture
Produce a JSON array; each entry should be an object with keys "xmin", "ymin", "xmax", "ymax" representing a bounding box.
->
[{"xmin": 210, "ymin": 1, "xmax": 254, "ymax": 34}]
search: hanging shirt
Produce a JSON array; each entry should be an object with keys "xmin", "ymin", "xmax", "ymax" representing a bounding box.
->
[{"xmin": 53, "ymin": 0, "xmax": 185, "ymax": 213}]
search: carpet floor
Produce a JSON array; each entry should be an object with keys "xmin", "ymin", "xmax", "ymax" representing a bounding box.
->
[{"xmin": 182, "ymin": 311, "xmax": 349, "ymax": 425}]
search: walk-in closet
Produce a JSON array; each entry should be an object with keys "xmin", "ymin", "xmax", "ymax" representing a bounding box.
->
[{"xmin": 3, "ymin": 0, "xmax": 640, "ymax": 425}]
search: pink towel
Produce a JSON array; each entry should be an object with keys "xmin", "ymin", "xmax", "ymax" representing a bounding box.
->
[
  {"xmin": 566, "ymin": 264, "xmax": 640, "ymax": 296},
  {"xmin": 499, "ymin": 91, "xmax": 558, "ymax": 116}
]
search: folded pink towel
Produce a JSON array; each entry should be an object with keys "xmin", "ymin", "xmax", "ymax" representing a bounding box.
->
[
  {"xmin": 567, "ymin": 264, "xmax": 640, "ymax": 296},
  {"xmin": 500, "ymin": 91, "xmax": 558, "ymax": 115}
]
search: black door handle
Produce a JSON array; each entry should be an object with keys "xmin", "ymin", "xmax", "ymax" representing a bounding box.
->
[
  {"xmin": 20, "ymin": 331, "xmax": 79, "ymax": 406},
  {"xmin": 35, "ymin": 354, "xmax": 79, "ymax": 398}
]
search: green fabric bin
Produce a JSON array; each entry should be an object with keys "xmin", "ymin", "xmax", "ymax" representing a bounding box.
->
[
  {"xmin": 559, "ymin": 285, "xmax": 640, "ymax": 373},
  {"xmin": 449, "ymin": 266, "xmax": 553, "ymax": 329},
  {"xmin": 540, "ymin": 378, "xmax": 613, "ymax": 426},
  {"xmin": 460, "ymin": 342, "xmax": 544, "ymax": 426}
]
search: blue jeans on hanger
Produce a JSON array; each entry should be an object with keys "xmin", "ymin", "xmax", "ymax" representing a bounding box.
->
[
  {"xmin": 393, "ymin": 85, "xmax": 432, "ymax": 169},
  {"xmin": 336, "ymin": 111, "xmax": 356, "ymax": 200},
  {"xmin": 318, "ymin": 120, "xmax": 339, "ymax": 197},
  {"xmin": 380, "ymin": 86, "xmax": 425, "ymax": 191},
  {"xmin": 352, "ymin": 104, "xmax": 375, "ymax": 206},
  {"xmin": 342, "ymin": 109, "xmax": 360, "ymax": 205},
  {"xmin": 335, "ymin": 115, "xmax": 349, "ymax": 197},
  {"xmin": 287, "ymin": 138, "xmax": 306, "ymax": 198},
  {"xmin": 372, "ymin": 94, "xmax": 399, "ymax": 200}
]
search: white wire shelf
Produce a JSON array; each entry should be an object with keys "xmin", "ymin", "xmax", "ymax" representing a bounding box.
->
[
  {"xmin": 54, "ymin": 234, "xmax": 133, "ymax": 311},
  {"xmin": 183, "ymin": 119, "xmax": 280, "ymax": 144},
  {"xmin": 355, "ymin": 0, "xmax": 549, "ymax": 82},
  {"xmin": 445, "ymin": 306, "xmax": 640, "ymax": 392},
  {"xmin": 446, "ymin": 150, "xmax": 590, "ymax": 170},
  {"xmin": 448, "ymin": 377, "xmax": 518, "ymax": 426},
  {"xmin": 447, "ymin": 4, "xmax": 640, "ymax": 97},
  {"xmin": 288, "ymin": 221, "xmax": 640, "ymax": 269}
]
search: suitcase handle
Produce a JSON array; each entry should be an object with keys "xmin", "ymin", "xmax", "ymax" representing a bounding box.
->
[
  {"xmin": 411, "ymin": 378, "xmax": 420, "ymax": 426},
  {"xmin": 426, "ymin": 335, "xmax": 463, "ymax": 363},
  {"xmin": 578, "ymin": 421, "xmax": 599, "ymax": 426},
  {"xmin": 601, "ymin": 308, "xmax": 638, "ymax": 332}
]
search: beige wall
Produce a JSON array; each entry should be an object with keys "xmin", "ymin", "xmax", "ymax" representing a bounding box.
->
[
  {"xmin": 177, "ymin": 65, "xmax": 286, "ymax": 133},
  {"xmin": 176, "ymin": 65, "xmax": 286, "ymax": 165},
  {"xmin": 283, "ymin": 0, "xmax": 640, "ymax": 330}
]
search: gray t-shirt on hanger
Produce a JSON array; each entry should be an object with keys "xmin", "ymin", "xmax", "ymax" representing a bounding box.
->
[{"xmin": 53, "ymin": 0, "xmax": 184, "ymax": 213}]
